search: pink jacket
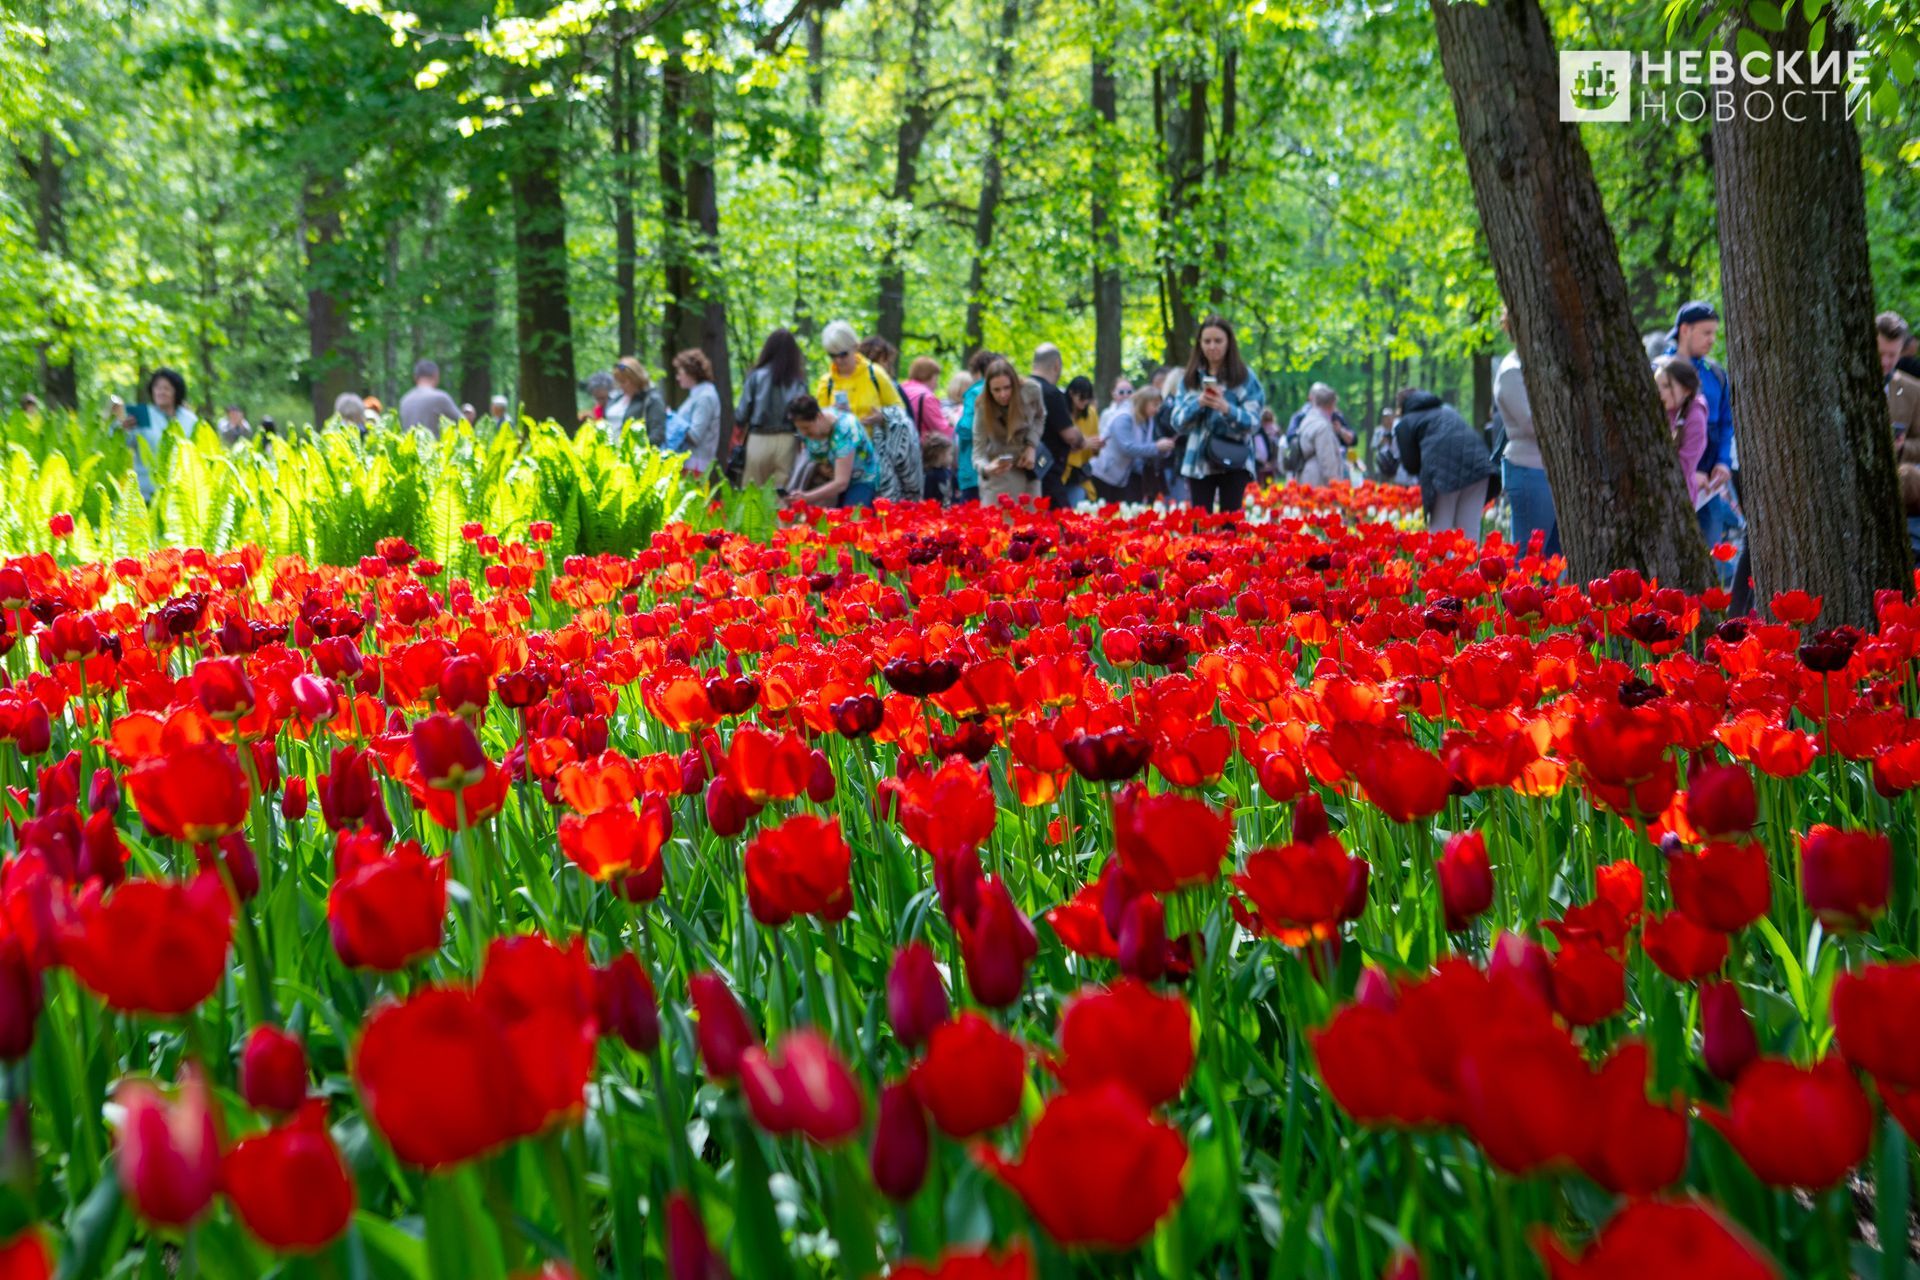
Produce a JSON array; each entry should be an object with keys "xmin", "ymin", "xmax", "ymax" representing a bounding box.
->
[{"xmin": 1673, "ymin": 393, "xmax": 1708, "ymax": 502}]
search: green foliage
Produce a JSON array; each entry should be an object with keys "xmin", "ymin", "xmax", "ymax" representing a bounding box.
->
[{"xmin": 0, "ymin": 414, "xmax": 700, "ymax": 564}]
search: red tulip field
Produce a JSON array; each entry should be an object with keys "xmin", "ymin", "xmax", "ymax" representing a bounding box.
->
[{"xmin": 1, "ymin": 490, "xmax": 1916, "ymax": 1280}]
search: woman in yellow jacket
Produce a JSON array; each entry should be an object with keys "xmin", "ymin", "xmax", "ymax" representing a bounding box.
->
[{"xmin": 817, "ymin": 320, "xmax": 904, "ymax": 427}]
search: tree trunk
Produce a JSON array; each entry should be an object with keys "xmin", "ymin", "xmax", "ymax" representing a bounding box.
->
[
  {"xmin": 300, "ymin": 176, "xmax": 358, "ymax": 427},
  {"xmin": 1091, "ymin": 41, "xmax": 1123, "ymax": 402},
  {"xmin": 1472, "ymin": 348, "xmax": 1493, "ymax": 429},
  {"xmin": 964, "ymin": 0, "xmax": 1019, "ymax": 357},
  {"xmin": 793, "ymin": 9, "xmax": 827, "ymax": 340},
  {"xmin": 1713, "ymin": 15, "xmax": 1907, "ymax": 626},
  {"xmin": 874, "ymin": 0, "xmax": 938, "ymax": 351},
  {"xmin": 1160, "ymin": 64, "xmax": 1207, "ymax": 365},
  {"xmin": 1429, "ymin": 0, "xmax": 1713, "ymax": 590},
  {"xmin": 508, "ymin": 99, "xmax": 578, "ymax": 425},
  {"xmin": 455, "ymin": 176, "xmax": 498, "ymax": 409},
  {"xmin": 1209, "ymin": 46, "xmax": 1236, "ymax": 311},
  {"xmin": 22, "ymin": 132, "xmax": 78, "ymax": 409},
  {"xmin": 658, "ymin": 59, "xmax": 731, "ymax": 420},
  {"xmin": 611, "ymin": 24, "xmax": 639, "ymax": 359}
]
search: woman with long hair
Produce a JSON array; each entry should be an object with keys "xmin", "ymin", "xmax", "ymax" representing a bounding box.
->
[
  {"xmin": 1655, "ymin": 357, "xmax": 1709, "ymax": 505},
  {"xmin": 736, "ymin": 328, "xmax": 808, "ymax": 488},
  {"xmin": 971, "ymin": 356, "xmax": 1045, "ymax": 504},
  {"xmin": 664, "ymin": 348, "xmax": 722, "ymax": 475},
  {"xmin": 1168, "ymin": 315, "xmax": 1265, "ymax": 513},
  {"xmin": 952, "ymin": 348, "xmax": 1000, "ymax": 504}
]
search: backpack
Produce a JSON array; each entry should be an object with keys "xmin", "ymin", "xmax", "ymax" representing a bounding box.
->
[
  {"xmin": 1281, "ymin": 407, "xmax": 1308, "ymax": 475},
  {"xmin": 867, "ymin": 367, "xmax": 924, "ymax": 499}
]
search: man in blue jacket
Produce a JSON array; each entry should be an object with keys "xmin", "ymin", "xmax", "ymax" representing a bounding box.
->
[{"xmin": 1663, "ymin": 300, "xmax": 1739, "ymax": 583}]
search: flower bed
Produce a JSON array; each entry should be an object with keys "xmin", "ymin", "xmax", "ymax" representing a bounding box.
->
[{"xmin": 0, "ymin": 496, "xmax": 1911, "ymax": 1279}]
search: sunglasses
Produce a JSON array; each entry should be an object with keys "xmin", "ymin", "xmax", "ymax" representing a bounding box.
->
[{"xmin": 827, "ymin": 349, "xmax": 854, "ymax": 360}]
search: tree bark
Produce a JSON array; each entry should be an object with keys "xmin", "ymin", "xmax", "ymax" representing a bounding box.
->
[
  {"xmin": 508, "ymin": 98, "xmax": 578, "ymax": 425},
  {"xmin": 21, "ymin": 132, "xmax": 78, "ymax": 409},
  {"xmin": 1430, "ymin": 0, "xmax": 1714, "ymax": 590},
  {"xmin": 455, "ymin": 175, "xmax": 498, "ymax": 409},
  {"xmin": 611, "ymin": 22, "xmax": 639, "ymax": 359},
  {"xmin": 963, "ymin": 0, "xmax": 1019, "ymax": 357},
  {"xmin": 299, "ymin": 176, "xmax": 358, "ymax": 427},
  {"xmin": 658, "ymin": 58, "xmax": 731, "ymax": 420},
  {"xmin": 874, "ymin": 0, "xmax": 938, "ymax": 350},
  {"xmin": 1209, "ymin": 45, "xmax": 1236, "ymax": 311},
  {"xmin": 1091, "ymin": 39, "xmax": 1122, "ymax": 402},
  {"xmin": 1472, "ymin": 348, "xmax": 1493, "ymax": 430},
  {"xmin": 1160, "ymin": 64, "xmax": 1207, "ymax": 365},
  {"xmin": 1713, "ymin": 15, "xmax": 1907, "ymax": 625},
  {"xmin": 793, "ymin": 9, "xmax": 827, "ymax": 339}
]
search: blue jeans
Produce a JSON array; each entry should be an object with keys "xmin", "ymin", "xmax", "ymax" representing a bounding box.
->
[
  {"xmin": 1697, "ymin": 494, "xmax": 1742, "ymax": 586},
  {"xmin": 1502, "ymin": 459, "xmax": 1560, "ymax": 558},
  {"xmin": 840, "ymin": 481, "xmax": 875, "ymax": 510}
]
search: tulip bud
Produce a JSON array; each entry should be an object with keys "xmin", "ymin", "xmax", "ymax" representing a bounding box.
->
[
  {"xmin": 806, "ymin": 750, "xmax": 836, "ymax": 804},
  {"xmin": 870, "ymin": 1081, "xmax": 930, "ymax": 1201},
  {"xmin": 1381, "ymin": 1251, "xmax": 1423, "ymax": 1280},
  {"xmin": 1686, "ymin": 765, "xmax": 1756, "ymax": 837},
  {"xmin": 704, "ymin": 775, "xmax": 761, "ymax": 839},
  {"xmin": 665, "ymin": 1193, "xmax": 731, "ymax": 1280},
  {"xmin": 1117, "ymin": 894, "xmax": 1167, "ymax": 983},
  {"xmin": 207, "ymin": 834, "xmax": 260, "ymax": 902},
  {"xmin": 593, "ymin": 953, "xmax": 660, "ymax": 1054},
  {"xmin": 1700, "ymin": 981, "xmax": 1759, "ymax": 1082},
  {"xmin": 78, "ymin": 810, "xmax": 127, "ymax": 888},
  {"xmin": 689, "ymin": 972, "xmax": 757, "ymax": 1080},
  {"xmin": 1437, "ymin": 831, "xmax": 1493, "ymax": 931},
  {"xmin": 87, "ymin": 767, "xmax": 119, "ymax": 815},
  {"xmin": 239, "ymin": 1026, "xmax": 308, "ymax": 1114},
  {"xmin": 1292, "ymin": 792, "xmax": 1330, "ymax": 843},
  {"xmin": 1487, "ymin": 931, "xmax": 1553, "ymax": 1009},
  {"xmin": 281, "ymin": 777, "xmax": 310, "ymax": 822},
  {"xmin": 678, "ymin": 748, "xmax": 707, "ymax": 797},
  {"xmin": 115, "ymin": 1071, "xmax": 219, "ymax": 1226},
  {"xmin": 290, "ymin": 674, "xmax": 337, "ymax": 723},
  {"xmin": 886, "ymin": 943, "xmax": 949, "ymax": 1049},
  {"xmin": 1353, "ymin": 967, "xmax": 1397, "ymax": 1012},
  {"xmin": 960, "ymin": 879, "xmax": 1038, "ymax": 1008},
  {"xmin": 0, "ymin": 935, "xmax": 43, "ymax": 1061}
]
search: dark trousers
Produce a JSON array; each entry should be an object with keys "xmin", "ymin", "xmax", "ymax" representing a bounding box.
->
[
  {"xmin": 1728, "ymin": 469, "xmax": 1755, "ymax": 616},
  {"xmin": 1090, "ymin": 475, "xmax": 1133, "ymax": 505},
  {"xmin": 1188, "ymin": 470, "xmax": 1252, "ymax": 514}
]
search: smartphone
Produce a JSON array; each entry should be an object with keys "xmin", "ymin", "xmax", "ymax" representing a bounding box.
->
[{"xmin": 1201, "ymin": 376, "xmax": 1219, "ymax": 389}]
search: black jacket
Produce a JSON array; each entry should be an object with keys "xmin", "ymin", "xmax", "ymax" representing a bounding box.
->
[
  {"xmin": 1035, "ymin": 376, "xmax": 1074, "ymax": 481},
  {"xmin": 1394, "ymin": 390, "xmax": 1493, "ymax": 505}
]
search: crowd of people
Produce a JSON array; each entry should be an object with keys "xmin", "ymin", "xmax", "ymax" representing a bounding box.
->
[{"xmin": 64, "ymin": 297, "xmax": 1920, "ymax": 560}]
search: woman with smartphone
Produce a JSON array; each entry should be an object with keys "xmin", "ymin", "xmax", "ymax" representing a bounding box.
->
[
  {"xmin": 972, "ymin": 357, "xmax": 1045, "ymax": 504},
  {"xmin": 1169, "ymin": 316, "xmax": 1265, "ymax": 514}
]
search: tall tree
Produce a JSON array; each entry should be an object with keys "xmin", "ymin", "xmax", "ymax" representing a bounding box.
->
[
  {"xmin": 20, "ymin": 131, "xmax": 77, "ymax": 408},
  {"xmin": 1712, "ymin": 10, "xmax": 1908, "ymax": 625},
  {"xmin": 658, "ymin": 56, "xmax": 731, "ymax": 418},
  {"xmin": 873, "ymin": 0, "xmax": 939, "ymax": 350},
  {"xmin": 1090, "ymin": 24, "xmax": 1122, "ymax": 401},
  {"xmin": 963, "ymin": 0, "xmax": 1020, "ymax": 356},
  {"xmin": 609, "ymin": 20, "xmax": 641, "ymax": 359},
  {"xmin": 508, "ymin": 96, "xmax": 578, "ymax": 424},
  {"xmin": 1159, "ymin": 55, "xmax": 1208, "ymax": 364},
  {"xmin": 300, "ymin": 176, "xmax": 358, "ymax": 426},
  {"xmin": 1430, "ymin": 0, "xmax": 1714, "ymax": 589}
]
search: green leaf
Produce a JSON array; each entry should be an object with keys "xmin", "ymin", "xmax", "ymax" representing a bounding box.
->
[
  {"xmin": 1735, "ymin": 28, "xmax": 1774, "ymax": 69},
  {"xmin": 56, "ymin": 1167, "xmax": 128, "ymax": 1280},
  {"xmin": 422, "ymin": 1167, "xmax": 506, "ymax": 1280},
  {"xmin": 1749, "ymin": 1, "xmax": 1785, "ymax": 32}
]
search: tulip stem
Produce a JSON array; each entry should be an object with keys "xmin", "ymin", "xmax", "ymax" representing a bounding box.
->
[{"xmin": 215, "ymin": 855, "xmax": 277, "ymax": 1027}]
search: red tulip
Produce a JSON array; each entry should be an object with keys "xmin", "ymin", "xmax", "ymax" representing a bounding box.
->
[
  {"xmin": 437, "ymin": 654, "xmax": 490, "ymax": 717},
  {"xmin": 740, "ymin": 1028, "xmax": 864, "ymax": 1145},
  {"xmin": 328, "ymin": 837, "xmax": 447, "ymax": 971},
  {"xmin": 63, "ymin": 873, "xmax": 232, "ymax": 1015},
  {"xmin": 1051, "ymin": 980, "xmax": 1193, "ymax": 1107},
  {"xmin": 1666, "ymin": 839, "xmax": 1770, "ymax": 933},
  {"xmin": 1232, "ymin": 834, "xmax": 1368, "ymax": 944},
  {"xmin": 1534, "ymin": 1199, "xmax": 1780, "ymax": 1280},
  {"xmin": 897, "ymin": 758, "xmax": 997, "ymax": 857},
  {"xmin": 280, "ymin": 776, "xmax": 309, "ymax": 822},
  {"xmin": 1799, "ymin": 826, "xmax": 1890, "ymax": 932},
  {"xmin": 125, "ymin": 741, "xmax": 251, "ymax": 843},
  {"xmin": 222, "ymin": 1101, "xmax": 354, "ymax": 1252},
  {"xmin": 1437, "ymin": 831, "xmax": 1493, "ymax": 931},
  {"xmin": 1686, "ymin": 764, "xmax": 1756, "ymax": 837},
  {"xmin": 1380, "ymin": 1253, "xmax": 1422, "ymax": 1280},
  {"xmin": 0, "ymin": 933, "xmax": 41, "ymax": 1061},
  {"xmin": 704, "ymin": 774, "xmax": 762, "ymax": 838},
  {"xmin": 1061, "ymin": 726, "xmax": 1152, "ymax": 782},
  {"xmin": 318, "ymin": 745, "xmax": 385, "ymax": 833},
  {"xmin": 191, "ymin": 656, "xmax": 257, "ymax": 721},
  {"xmin": 1699, "ymin": 981, "xmax": 1759, "ymax": 1082},
  {"xmin": 411, "ymin": 713, "xmax": 490, "ymax": 791},
  {"xmin": 889, "ymin": 1243, "xmax": 1035, "ymax": 1280},
  {"xmin": 911, "ymin": 1013, "xmax": 1026, "ymax": 1137},
  {"xmin": 956, "ymin": 877, "xmax": 1037, "ymax": 1008},
  {"xmin": 1832, "ymin": 962, "xmax": 1920, "ymax": 1089},
  {"xmin": 474, "ymin": 935, "xmax": 598, "ymax": 1135},
  {"xmin": 354, "ymin": 987, "xmax": 520, "ymax": 1167},
  {"xmin": 977, "ymin": 1084, "xmax": 1187, "ymax": 1249},
  {"xmin": 870, "ymin": 1081, "xmax": 931, "ymax": 1201},
  {"xmin": 1576, "ymin": 1042, "xmax": 1687, "ymax": 1195},
  {"xmin": 665, "ymin": 1193, "xmax": 731, "ymax": 1280},
  {"xmin": 1353, "ymin": 737, "xmax": 1453, "ymax": 823},
  {"xmin": 1640, "ymin": 911, "xmax": 1728, "ymax": 983},
  {"xmin": 1455, "ymin": 1021, "xmax": 1594, "ymax": 1173},
  {"xmin": 558, "ymin": 795, "xmax": 671, "ymax": 883},
  {"xmin": 689, "ymin": 972, "xmax": 758, "ymax": 1080},
  {"xmin": 593, "ymin": 952, "xmax": 660, "ymax": 1054},
  {"xmin": 1702, "ymin": 1056, "xmax": 1871, "ymax": 1189},
  {"xmin": 115, "ymin": 1071, "xmax": 220, "ymax": 1226},
  {"xmin": 724, "ymin": 727, "xmax": 814, "ymax": 803},
  {"xmin": 744, "ymin": 813, "xmax": 852, "ymax": 926},
  {"xmin": 0, "ymin": 1229, "xmax": 51, "ymax": 1280},
  {"xmin": 1111, "ymin": 784, "xmax": 1233, "ymax": 892},
  {"xmin": 886, "ymin": 942, "xmax": 950, "ymax": 1049},
  {"xmin": 240, "ymin": 1025, "xmax": 308, "ymax": 1114},
  {"xmin": 1547, "ymin": 937, "xmax": 1625, "ymax": 1027}
]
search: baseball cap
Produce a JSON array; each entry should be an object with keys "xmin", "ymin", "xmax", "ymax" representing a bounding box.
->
[{"xmin": 1673, "ymin": 300, "xmax": 1718, "ymax": 332}]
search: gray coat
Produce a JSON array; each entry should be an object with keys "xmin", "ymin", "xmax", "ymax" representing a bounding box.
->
[{"xmin": 1394, "ymin": 390, "xmax": 1492, "ymax": 506}]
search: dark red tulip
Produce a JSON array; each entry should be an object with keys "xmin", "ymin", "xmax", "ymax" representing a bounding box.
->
[
  {"xmin": 1667, "ymin": 840, "xmax": 1770, "ymax": 933},
  {"xmin": 0, "ymin": 934, "xmax": 41, "ymax": 1061},
  {"xmin": 886, "ymin": 942, "xmax": 950, "ymax": 1049},
  {"xmin": 410, "ymin": 713, "xmax": 490, "ymax": 791},
  {"xmin": 86, "ymin": 766, "xmax": 118, "ymax": 815},
  {"xmin": 593, "ymin": 952, "xmax": 660, "ymax": 1054},
  {"xmin": 240, "ymin": 1025, "xmax": 309, "ymax": 1115},
  {"xmin": 703, "ymin": 774, "xmax": 762, "ymax": 839},
  {"xmin": 1061, "ymin": 726, "xmax": 1152, "ymax": 782},
  {"xmin": 1686, "ymin": 764, "xmax": 1756, "ymax": 837},
  {"xmin": 665, "ymin": 1192, "xmax": 731, "ymax": 1280},
  {"xmin": 280, "ymin": 776, "xmax": 309, "ymax": 822},
  {"xmin": 911, "ymin": 1013, "xmax": 1025, "ymax": 1138},
  {"xmin": 1116, "ymin": 894, "xmax": 1167, "ymax": 982},
  {"xmin": 1640, "ymin": 912, "xmax": 1728, "ymax": 984},
  {"xmin": 1699, "ymin": 980, "xmax": 1759, "ymax": 1082},
  {"xmin": 689, "ymin": 972, "xmax": 758, "ymax": 1080},
  {"xmin": 1535, "ymin": 1200, "xmax": 1781, "ymax": 1280},
  {"xmin": 740, "ymin": 1029, "xmax": 864, "ymax": 1145},
  {"xmin": 1832, "ymin": 961, "xmax": 1920, "ymax": 1089},
  {"xmin": 957, "ymin": 877, "xmax": 1037, "ymax": 1008},
  {"xmin": 437, "ymin": 654, "xmax": 490, "ymax": 717},
  {"xmin": 870, "ymin": 1081, "xmax": 931, "ymax": 1201},
  {"xmin": 806, "ymin": 750, "xmax": 835, "ymax": 804}
]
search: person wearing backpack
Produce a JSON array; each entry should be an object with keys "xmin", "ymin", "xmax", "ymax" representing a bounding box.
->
[
  {"xmin": 736, "ymin": 329, "xmax": 808, "ymax": 489},
  {"xmin": 1394, "ymin": 386, "xmax": 1494, "ymax": 541},
  {"xmin": 902, "ymin": 356, "xmax": 955, "ymax": 503}
]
